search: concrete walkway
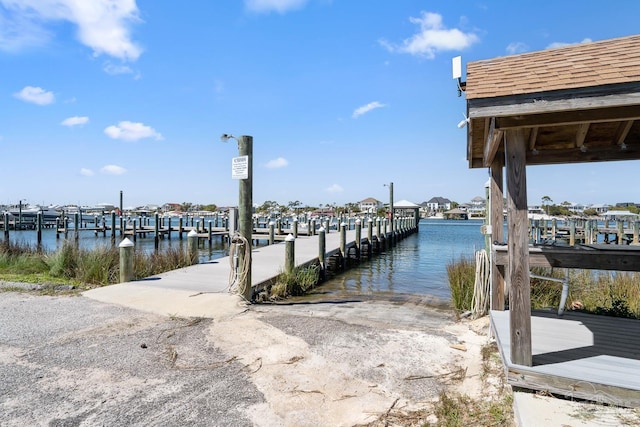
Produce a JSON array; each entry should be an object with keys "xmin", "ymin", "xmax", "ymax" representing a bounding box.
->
[{"xmin": 84, "ymin": 227, "xmax": 370, "ymax": 318}]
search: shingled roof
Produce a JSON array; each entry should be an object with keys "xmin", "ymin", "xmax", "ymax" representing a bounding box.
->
[
  {"xmin": 464, "ymin": 33, "xmax": 640, "ymax": 169},
  {"xmin": 466, "ymin": 34, "xmax": 640, "ymax": 100}
]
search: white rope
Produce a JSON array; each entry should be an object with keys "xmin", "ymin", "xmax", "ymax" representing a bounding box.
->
[
  {"xmin": 472, "ymin": 249, "xmax": 490, "ymax": 318},
  {"xmin": 228, "ymin": 232, "xmax": 251, "ymax": 300}
]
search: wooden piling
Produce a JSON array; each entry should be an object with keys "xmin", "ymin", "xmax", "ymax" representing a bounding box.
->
[
  {"xmin": 318, "ymin": 227, "xmax": 326, "ymax": 272},
  {"xmin": 119, "ymin": 238, "xmax": 134, "ymax": 283},
  {"xmin": 285, "ymin": 234, "xmax": 295, "ymax": 274}
]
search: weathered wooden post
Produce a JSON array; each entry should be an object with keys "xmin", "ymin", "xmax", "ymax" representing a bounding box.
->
[
  {"xmin": 167, "ymin": 216, "xmax": 172, "ymax": 240},
  {"xmin": 618, "ymin": 219, "xmax": 624, "ymax": 245},
  {"xmin": 569, "ymin": 219, "xmax": 576, "ymax": 246},
  {"xmin": 74, "ymin": 212, "xmax": 80, "ymax": 241},
  {"xmin": 110, "ymin": 211, "xmax": 116, "ymax": 242},
  {"xmin": 293, "ymin": 218, "xmax": 298, "ymax": 238},
  {"xmin": 311, "ymin": 219, "xmax": 316, "ymax": 236},
  {"xmin": 355, "ymin": 219, "xmax": 361, "ymax": 260},
  {"xmin": 179, "ymin": 216, "xmax": 184, "ymax": 240},
  {"xmin": 367, "ymin": 218, "xmax": 373, "ymax": 258},
  {"xmin": 119, "ymin": 238, "xmax": 134, "ymax": 283},
  {"xmin": 208, "ymin": 220, "xmax": 213, "ymax": 246},
  {"xmin": 340, "ymin": 221, "xmax": 347, "ymax": 269},
  {"xmin": 376, "ymin": 217, "xmax": 381, "ymax": 238},
  {"xmin": 3, "ymin": 212, "xmax": 9, "ymax": 241},
  {"xmin": 154, "ymin": 212, "xmax": 160, "ymax": 249},
  {"xmin": 132, "ymin": 219, "xmax": 137, "ymax": 242},
  {"xmin": 285, "ymin": 234, "xmax": 295, "ymax": 274},
  {"xmin": 268, "ymin": 221, "xmax": 275, "ymax": 245},
  {"xmin": 318, "ymin": 226, "xmax": 326, "ymax": 273},
  {"xmin": 36, "ymin": 211, "xmax": 42, "ymax": 247},
  {"xmin": 323, "ymin": 219, "xmax": 329, "ymax": 234},
  {"xmin": 187, "ymin": 229, "xmax": 198, "ymax": 264}
]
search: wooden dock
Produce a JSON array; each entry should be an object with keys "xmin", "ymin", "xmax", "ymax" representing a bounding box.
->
[
  {"xmin": 491, "ymin": 309, "xmax": 640, "ymax": 408},
  {"xmin": 84, "ymin": 222, "xmax": 418, "ymax": 316}
]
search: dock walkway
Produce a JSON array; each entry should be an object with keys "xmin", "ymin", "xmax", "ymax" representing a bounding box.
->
[{"xmin": 84, "ymin": 227, "xmax": 371, "ymax": 317}]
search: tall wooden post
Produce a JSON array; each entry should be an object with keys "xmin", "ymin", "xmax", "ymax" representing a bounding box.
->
[
  {"xmin": 238, "ymin": 135, "xmax": 253, "ymax": 302},
  {"xmin": 490, "ymin": 156, "xmax": 506, "ymax": 310},
  {"xmin": 505, "ymin": 129, "xmax": 532, "ymax": 366}
]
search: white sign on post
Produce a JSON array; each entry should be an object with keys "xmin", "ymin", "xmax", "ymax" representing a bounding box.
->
[{"xmin": 231, "ymin": 155, "xmax": 249, "ymax": 180}]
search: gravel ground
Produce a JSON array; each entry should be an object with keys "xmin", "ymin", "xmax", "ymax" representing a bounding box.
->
[
  {"xmin": 0, "ymin": 292, "xmax": 263, "ymax": 427},
  {"xmin": 0, "ymin": 290, "xmax": 481, "ymax": 426}
]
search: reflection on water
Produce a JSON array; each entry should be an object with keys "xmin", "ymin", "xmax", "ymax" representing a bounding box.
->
[{"xmin": 306, "ymin": 219, "xmax": 485, "ymax": 302}]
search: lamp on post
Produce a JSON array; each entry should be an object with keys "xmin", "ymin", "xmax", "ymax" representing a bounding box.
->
[
  {"xmin": 221, "ymin": 133, "xmax": 253, "ymax": 302},
  {"xmin": 383, "ymin": 182, "xmax": 393, "ymax": 245}
]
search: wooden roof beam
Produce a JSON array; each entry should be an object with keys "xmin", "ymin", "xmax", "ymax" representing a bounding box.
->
[
  {"xmin": 528, "ymin": 127, "xmax": 539, "ymax": 152},
  {"xmin": 575, "ymin": 123, "xmax": 590, "ymax": 149},
  {"xmin": 614, "ymin": 120, "xmax": 634, "ymax": 146},
  {"xmin": 493, "ymin": 105, "xmax": 640, "ymax": 130},
  {"xmin": 484, "ymin": 117, "xmax": 504, "ymax": 166}
]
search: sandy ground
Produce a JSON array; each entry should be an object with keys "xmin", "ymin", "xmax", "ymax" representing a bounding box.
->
[{"xmin": 0, "ymin": 289, "xmax": 503, "ymax": 426}]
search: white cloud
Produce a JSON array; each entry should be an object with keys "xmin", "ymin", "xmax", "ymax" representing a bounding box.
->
[
  {"xmin": 353, "ymin": 101, "xmax": 385, "ymax": 119},
  {"xmin": 103, "ymin": 62, "xmax": 133, "ymax": 75},
  {"xmin": 546, "ymin": 38, "xmax": 592, "ymax": 50},
  {"xmin": 245, "ymin": 0, "xmax": 307, "ymax": 13},
  {"xmin": 0, "ymin": 7, "xmax": 51, "ymax": 52},
  {"xmin": 265, "ymin": 157, "xmax": 288, "ymax": 169},
  {"xmin": 104, "ymin": 121, "xmax": 163, "ymax": 141},
  {"xmin": 325, "ymin": 184, "xmax": 343, "ymax": 194},
  {"xmin": 80, "ymin": 168, "xmax": 94, "ymax": 176},
  {"xmin": 61, "ymin": 116, "xmax": 89, "ymax": 127},
  {"xmin": 380, "ymin": 11, "xmax": 478, "ymax": 58},
  {"xmin": 506, "ymin": 42, "xmax": 528, "ymax": 55},
  {"xmin": 101, "ymin": 164, "xmax": 126, "ymax": 175},
  {"xmin": 14, "ymin": 86, "xmax": 55, "ymax": 105},
  {"xmin": 0, "ymin": 0, "xmax": 142, "ymax": 61}
]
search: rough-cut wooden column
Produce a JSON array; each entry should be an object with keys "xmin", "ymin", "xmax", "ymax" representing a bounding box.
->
[
  {"xmin": 490, "ymin": 155, "xmax": 506, "ymax": 310},
  {"xmin": 505, "ymin": 129, "xmax": 532, "ymax": 366}
]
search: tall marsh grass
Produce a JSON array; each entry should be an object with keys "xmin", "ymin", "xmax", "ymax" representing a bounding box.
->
[
  {"xmin": 447, "ymin": 257, "xmax": 640, "ymax": 319},
  {"xmin": 0, "ymin": 239, "xmax": 196, "ymax": 288},
  {"xmin": 446, "ymin": 256, "xmax": 476, "ymax": 314}
]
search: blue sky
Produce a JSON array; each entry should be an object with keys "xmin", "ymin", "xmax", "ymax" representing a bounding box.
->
[{"xmin": 2, "ymin": 1, "xmax": 640, "ymax": 209}]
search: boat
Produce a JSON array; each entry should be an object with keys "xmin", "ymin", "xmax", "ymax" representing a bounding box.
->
[{"xmin": 5, "ymin": 205, "xmax": 62, "ymax": 223}]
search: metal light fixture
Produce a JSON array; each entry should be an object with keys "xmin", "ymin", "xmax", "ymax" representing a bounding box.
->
[{"xmin": 457, "ymin": 114, "xmax": 470, "ymax": 129}]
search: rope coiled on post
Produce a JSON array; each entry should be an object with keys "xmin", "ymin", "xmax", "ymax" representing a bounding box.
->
[
  {"xmin": 228, "ymin": 232, "xmax": 251, "ymax": 300},
  {"xmin": 471, "ymin": 249, "xmax": 490, "ymax": 318}
]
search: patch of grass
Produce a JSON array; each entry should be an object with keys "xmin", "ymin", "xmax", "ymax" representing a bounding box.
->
[
  {"xmin": 446, "ymin": 256, "xmax": 475, "ymax": 314},
  {"xmin": 270, "ymin": 264, "xmax": 321, "ymax": 299},
  {"xmin": 429, "ymin": 391, "xmax": 514, "ymax": 427}
]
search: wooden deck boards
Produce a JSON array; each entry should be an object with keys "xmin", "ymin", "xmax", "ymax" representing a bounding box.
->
[{"xmin": 491, "ymin": 309, "xmax": 640, "ymax": 407}]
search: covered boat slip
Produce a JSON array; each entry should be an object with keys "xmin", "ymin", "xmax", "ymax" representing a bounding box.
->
[{"xmin": 462, "ymin": 34, "xmax": 640, "ymax": 406}]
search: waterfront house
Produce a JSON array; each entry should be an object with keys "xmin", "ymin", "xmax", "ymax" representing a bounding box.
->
[
  {"xmin": 358, "ymin": 197, "xmax": 382, "ymax": 214},
  {"xmin": 424, "ymin": 196, "xmax": 451, "ymax": 213}
]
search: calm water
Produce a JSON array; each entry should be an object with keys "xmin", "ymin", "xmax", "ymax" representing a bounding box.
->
[
  {"xmin": 4, "ymin": 218, "xmax": 486, "ymax": 302},
  {"xmin": 307, "ymin": 219, "xmax": 486, "ymax": 303}
]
